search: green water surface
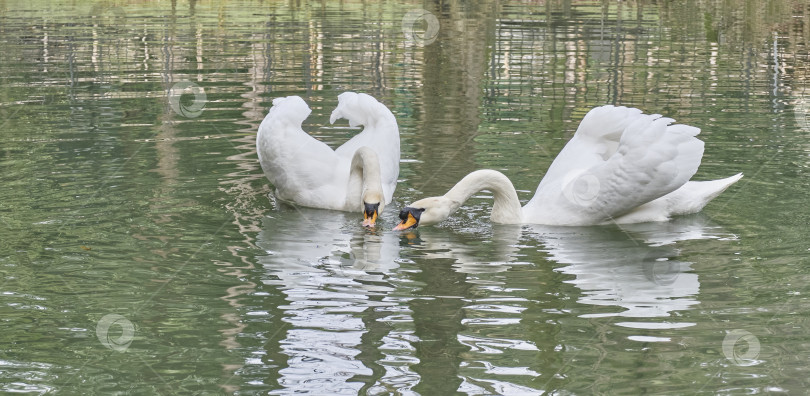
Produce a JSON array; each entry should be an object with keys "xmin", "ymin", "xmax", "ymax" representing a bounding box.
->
[{"xmin": 1, "ymin": 1, "xmax": 809, "ymax": 394}]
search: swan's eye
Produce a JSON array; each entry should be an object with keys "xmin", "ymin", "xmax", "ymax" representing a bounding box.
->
[{"xmin": 399, "ymin": 207, "xmax": 424, "ymax": 221}]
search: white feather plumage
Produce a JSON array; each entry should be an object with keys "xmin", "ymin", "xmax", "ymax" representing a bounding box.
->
[
  {"xmin": 256, "ymin": 92, "xmax": 400, "ymax": 213},
  {"xmin": 399, "ymin": 105, "xmax": 741, "ymax": 227}
]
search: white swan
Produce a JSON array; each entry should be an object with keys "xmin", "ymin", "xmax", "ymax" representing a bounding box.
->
[
  {"xmin": 394, "ymin": 105, "xmax": 742, "ymax": 229},
  {"xmin": 256, "ymin": 92, "xmax": 400, "ymax": 226}
]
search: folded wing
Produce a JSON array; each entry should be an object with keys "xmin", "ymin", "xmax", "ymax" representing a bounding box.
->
[
  {"xmin": 256, "ymin": 96, "xmax": 346, "ymax": 208},
  {"xmin": 524, "ymin": 106, "xmax": 704, "ymax": 225}
]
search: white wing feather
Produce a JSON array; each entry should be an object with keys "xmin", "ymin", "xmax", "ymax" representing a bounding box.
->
[
  {"xmin": 524, "ymin": 106, "xmax": 704, "ymax": 225},
  {"xmin": 256, "ymin": 96, "xmax": 350, "ymax": 209}
]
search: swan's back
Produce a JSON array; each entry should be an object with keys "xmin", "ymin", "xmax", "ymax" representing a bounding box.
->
[{"xmin": 524, "ymin": 106, "xmax": 707, "ymax": 225}]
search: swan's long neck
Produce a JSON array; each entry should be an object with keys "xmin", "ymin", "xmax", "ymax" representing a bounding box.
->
[
  {"xmin": 444, "ymin": 170, "xmax": 522, "ymax": 224},
  {"xmin": 347, "ymin": 146, "xmax": 385, "ymax": 210}
]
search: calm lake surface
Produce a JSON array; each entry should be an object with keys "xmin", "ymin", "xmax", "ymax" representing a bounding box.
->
[{"xmin": 2, "ymin": 0, "xmax": 810, "ymax": 394}]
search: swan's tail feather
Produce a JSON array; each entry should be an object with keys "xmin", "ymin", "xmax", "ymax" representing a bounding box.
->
[{"xmin": 667, "ymin": 173, "xmax": 743, "ymax": 216}]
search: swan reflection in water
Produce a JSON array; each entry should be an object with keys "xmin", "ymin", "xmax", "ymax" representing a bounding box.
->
[
  {"xmin": 401, "ymin": 213, "xmax": 735, "ymax": 331},
  {"xmin": 255, "ymin": 205, "xmax": 404, "ymax": 395},
  {"xmin": 524, "ymin": 215, "xmax": 737, "ymax": 332},
  {"xmin": 254, "ymin": 203, "xmax": 736, "ymax": 392},
  {"xmin": 396, "ymin": 220, "xmax": 525, "ymax": 274}
]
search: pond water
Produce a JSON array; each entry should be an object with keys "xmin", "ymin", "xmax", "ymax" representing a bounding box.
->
[{"xmin": 2, "ymin": 0, "xmax": 810, "ymax": 394}]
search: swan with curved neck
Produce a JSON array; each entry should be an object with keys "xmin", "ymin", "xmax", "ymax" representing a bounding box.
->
[
  {"xmin": 346, "ymin": 146, "xmax": 386, "ymax": 226},
  {"xmin": 395, "ymin": 105, "xmax": 742, "ymax": 229},
  {"xmin": 256, "ymin": 92, "xmax": 399, "ymax": 226}
]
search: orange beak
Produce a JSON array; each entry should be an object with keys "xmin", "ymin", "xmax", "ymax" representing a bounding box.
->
[
  {"xmin": 393, "ymin": 213, "xmax": 418, "ymax": 231},
  {"xmin": 362, "ymin": 209, "xmax": 378, "ymax": 227}
]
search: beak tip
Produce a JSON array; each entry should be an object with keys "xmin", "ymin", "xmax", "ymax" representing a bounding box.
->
[{"xmin": 393, "ymin": 214, "xmax": 418, "ymax": 231}]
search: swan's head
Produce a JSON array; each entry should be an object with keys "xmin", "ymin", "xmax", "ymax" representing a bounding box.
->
[
  {"xmin": 361, "ymin": 190, "xmax": 385, "ymax": 228},
  {"xmin": 330, "ymin": 92, "xmax": 378, "ymax": 127},
  {"xmin": 392, "ymin": 196, "xmax": 454, "ymax": 230}
]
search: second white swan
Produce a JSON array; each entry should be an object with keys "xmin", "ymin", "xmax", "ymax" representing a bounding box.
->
[
  {"xmin": 257, "ymin": 92, "xmax": 400, "ymax": 227},
  {"xmin": 394, "ymin": 105, "xmax": 742, "ymax": 229}
]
